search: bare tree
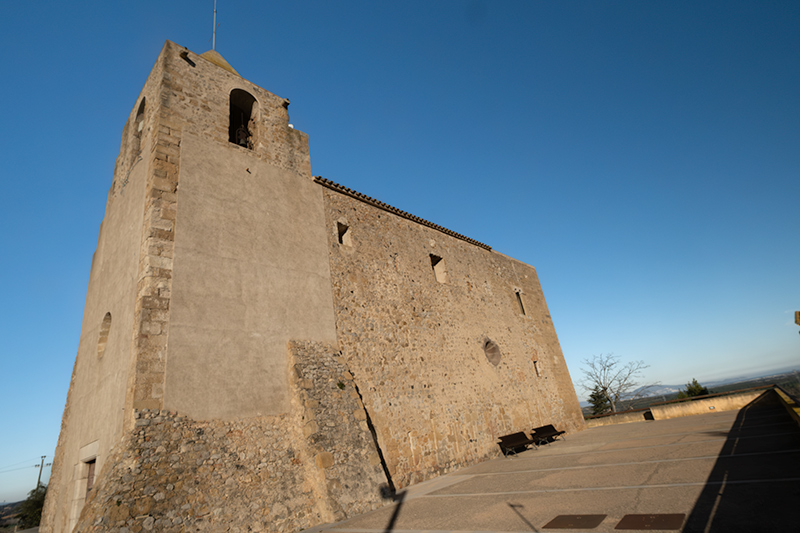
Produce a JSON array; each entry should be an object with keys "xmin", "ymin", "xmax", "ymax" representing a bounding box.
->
[{"xmin": 580, "ymin": 353, "xmax": 655, "ymax": 412}]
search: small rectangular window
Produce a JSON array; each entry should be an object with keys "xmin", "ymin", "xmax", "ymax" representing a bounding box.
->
[
  {"xmin": 430, "ymin": 254, "xmax": 448, "ymax": 284},
  {"xmin": 85, "ymin": 459, "xmax": 96, "ymax": 496},
  {"xmin": 515, "ymin": 290, "xmax": 526, "ymax": 315}
]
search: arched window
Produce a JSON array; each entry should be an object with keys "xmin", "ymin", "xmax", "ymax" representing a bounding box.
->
[
  {"xmin": 128, "ymin": 98, "xmax": 146, "ymax": 160},
  {"xmin": 134, "ymin": 98, "xmax": 146, "ymax": 138},
  {"xmin": 229, "ymin": 89, "xmax": 256, "ymax": 148}
]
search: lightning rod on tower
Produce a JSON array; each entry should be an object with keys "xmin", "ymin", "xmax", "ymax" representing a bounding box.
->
[{"xmin": 212, "ymin": 0, "xmax": 218, "ymax": 51}]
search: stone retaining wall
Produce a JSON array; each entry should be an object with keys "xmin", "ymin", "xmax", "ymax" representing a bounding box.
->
[
  {"xmin": 650, "ymin": 389, "xmax": 769, "ymax": 420},
  {"xmin": 585, "ymin": 410, "xmax": 651, "ymax": 427}
]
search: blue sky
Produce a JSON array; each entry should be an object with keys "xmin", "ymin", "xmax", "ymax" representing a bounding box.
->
[{"xmin": 1, "ymin": 1, "xmax": 798, "ymax": 503}]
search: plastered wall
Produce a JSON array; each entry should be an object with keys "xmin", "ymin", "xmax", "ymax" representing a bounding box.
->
[
  {"xmin": 42, "ymin": 79, "xmax": 157, "ymax": 532},
  {"xmin": 126, "ymin": 41, "xmax": 319, "ymax": 418},
  {"xmin": 165, "ymin": 133, "xmax": 338, "ymax": 419}
]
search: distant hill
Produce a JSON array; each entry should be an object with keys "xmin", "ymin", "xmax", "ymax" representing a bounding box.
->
[
  {"xmin": 0, "ymin": 500, "xmax": 22, "ymax": 529},
  {"xmin": 580, "ymin": 368, "xmax": 800, "ymax": 415},
  {"xmin": 703, "ymin": 365, "xmax": 800, "ymax": 387}
]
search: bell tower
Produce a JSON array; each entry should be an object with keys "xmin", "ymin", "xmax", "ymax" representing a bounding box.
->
[
  {"xmin": 113, "ymin": 42, "xmax": 337, "ymax": 423},
  {"xmin": 42, "ymin": 41, "xmax": 374, "ymax": 533}
]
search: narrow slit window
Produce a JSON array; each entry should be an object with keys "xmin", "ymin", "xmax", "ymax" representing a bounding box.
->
[
  {"xmin": 430, "ymin": 254, "xmax": 448, "ymax": 284},
  {"xmin": 229, "ymin": 89, "xmax": 257, "ymax": 148},
  {"xmin": 97, "ymin": 312, "xmax": 112, "ymax": 358},
  {"xmin": 337, "ymin": 222, "xmax": 352, "ymax": 246},
  {"xmin": 533, "ymin": 360, "xmax": 541, "ymax": 377},
  {"xmin": 515, "ymin": 290, "xmax": 526, "ymax": 315}
]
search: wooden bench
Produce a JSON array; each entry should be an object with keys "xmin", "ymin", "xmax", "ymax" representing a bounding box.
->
[
  {"xmin": 497, "ymin": 432, "xmax": 535, "ymax": 456},
  {"xmin": 531, "ymin": 424, "xmax": 566, "ymax": 446}
]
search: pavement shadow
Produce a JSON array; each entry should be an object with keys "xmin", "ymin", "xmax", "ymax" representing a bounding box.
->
[
  {"xmin": 381, "ymin": 488, "xmax": 406, "ymax": 533},
  {"xmin": 507, "ymin": 503, "xmax": 539, "ymax": 531},
  {"xmin": 683, "ymin": 390, "xmax": 800, "ymax": 532},
  {"xmin": 698, "ymin": 430, "xmax": 731, "ymax": 438}
]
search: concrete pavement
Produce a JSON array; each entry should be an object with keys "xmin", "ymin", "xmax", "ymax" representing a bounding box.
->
[{"xmin": 308, "ymin": 392, "xmax": 800, "ymax": 532}]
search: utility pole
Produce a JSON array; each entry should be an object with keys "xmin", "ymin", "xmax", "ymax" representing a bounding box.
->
[{"xmin": 35, "ymin": 456, "xmax": 51, "ymax": 490}]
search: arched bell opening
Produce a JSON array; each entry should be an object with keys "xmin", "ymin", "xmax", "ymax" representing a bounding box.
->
[{"xmin": 229, "ymin": 89, "xmax": 257, "ymax": 149}]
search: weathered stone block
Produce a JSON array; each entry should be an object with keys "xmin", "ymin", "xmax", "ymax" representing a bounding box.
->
[
  {"xmin": 314, "ymin": 452, "xmax": 334, "ymax": 469},
  {"xmin": 303, "ymin": 421, "xmax": 318, "ymax": 438}
]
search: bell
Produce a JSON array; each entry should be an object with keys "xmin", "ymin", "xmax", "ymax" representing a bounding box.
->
[{"xmin": 236, "ymin": 124, "xmax": 249, "ymax": 147}]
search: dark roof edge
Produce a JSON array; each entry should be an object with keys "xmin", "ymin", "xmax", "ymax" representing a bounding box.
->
[{"xmin": 314, "ymin": 177, "xmax": 492, "ymax": 251}]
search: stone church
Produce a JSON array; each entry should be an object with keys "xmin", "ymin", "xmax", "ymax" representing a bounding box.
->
[{"xmin": 41, "ymin": 41, "xmax": 584, "ymax": 532}]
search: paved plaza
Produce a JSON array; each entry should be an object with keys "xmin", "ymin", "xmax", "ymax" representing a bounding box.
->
[{"xmin": 310, "ymin": 392, "xmax": 800, "ymax": 532}]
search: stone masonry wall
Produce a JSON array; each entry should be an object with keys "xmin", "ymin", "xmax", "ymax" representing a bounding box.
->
[
  {"xmin": 322, "ymin": 186, "xmax": 585, "ymax": 489},
  {"xmin": 69, "ymin": 341, "xmax": 387, "ymax": 533},
  {"xmin": 126, "ymin": 46, "xmax": 179, "ymax": 417},
  {"xmin": 73, "ymin": 410, "xmax": 317, "ymax": 533}
]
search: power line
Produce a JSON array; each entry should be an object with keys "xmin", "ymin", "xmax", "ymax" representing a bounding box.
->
[
  {"xmin": 0, "ymin": 457, "xmax": 52, "ymax": 476},
  {"xmin": 0, "ymin": 457, "xmax": 41, "ymax": 470},
  {"xmin": 0, "ymin": 465, "xmax": 42, "ymax": 475}
]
